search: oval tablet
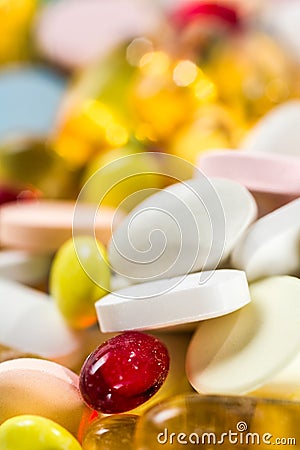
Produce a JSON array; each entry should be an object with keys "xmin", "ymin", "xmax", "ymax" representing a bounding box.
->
[
  {"xmin": 109, "ymin": 178, "xmax": 257, "ymax": 283},
  {"xmin": 96, "ymin": 270, "xmax": 250, "ymax": 332},
  {"xmin": 35, "ymin": 0, "xmax": 160, "ymax": 69},
  {"xmin": 199, "ymin": 150, "xmax": 300, "ymax": 216},
  {"xmin": 0, "ymin": 278, "xmax": 82, "ymax": 368},
  {"xmin": 0, "ymin": 415, "xmax": 82, "ymax": 450},
  {"xmin": 241, "ymin": 101, "xmax": 300, "ymax": 156},
  {"xmin": 186, "ymin": 276, "xmax": 300, "ymax": 396},
  {"xmin": 231, "ymin": 198, "xmax": 300, "ymax": 281},
  {"xmin": 0, "ymin": 66, "xmax": 65, "ymax": 139},
  {"xmin": 0, "ymin": 358, "xmax": 87, "ymax": 435},
  {"xmin": 0, "ymin": 200, "xmax": 122, "ymax": 253},
  {"xmin": 0, "ymin": 250, "xmax": 51, "ymax": 286}
]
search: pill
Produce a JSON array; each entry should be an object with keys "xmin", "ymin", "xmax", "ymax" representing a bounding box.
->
[
  {"xmin": 135, "ymin": 393, "xmax": 300, "ymax": 449},
  {"xmin": 35, "ymin": 0, "xmax": 160, "ymax": 69},
  {"xmin": 231, "ymin": 198, "xmax": 300, "ymax": 281},
  {"xmin": 50, "ymin": 236, "xmax": 110, "ymax": 330},
  {"xmin": 79, "ymin": 332, "xmax": 170, "ymax": 414},
  {"xmin": 82, "ymin": 414, "xmax": 138, "ymax": 450},
  {"xmin": 186, "ymin": 276, "xmax": 300, "ymax": 396},
  {"xmin": 0, "ymin": 415, "xmax": 82, "ymax": 450},
  {"xmin": 109, "ymin": 177, "xmax": 257, "ymax": 282},
  {"xmin": 0, "ymin": 250, "xmax": 51, "ymax": 286},
  {"xmin": 97, "ymin": 270, "xmax": 250, "ymax": 332},
  {"xmin": 0, "ymin": 66, "xmax": 66, "ymax": 139},
  {"xmin": 0, "ymin": 358, "xmax": 87, "ymax": 434},
  {"xmin": 199, "ymin": 150, "xmax": 300, "ymax": 216},
  {"xmin": 241, "ymin": 101, "xmax": 300, "ymax": 156},
  {"xmin": 0, "ymin": 278, "xmax": 82, "ymax": 368},
  {"xmin": 0, "ymin": 138, "xmax": 76, "ymax": 199},
  {"xmin": 0, "ymin": 200, "xmax": 122, "ymax": 253}
]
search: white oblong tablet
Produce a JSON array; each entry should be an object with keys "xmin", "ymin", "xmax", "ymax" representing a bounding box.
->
[
  {"xmin": 109, "ymin": 178, "xmax": 257, "ymax": 283},
  {"xmin": 186, "ymin": 276, "xmax": 300, "ymax": 396},
  {"xmin": 0, "ymin": 200, "xmax": 122, "ymax": 252},
  {"xmin": 0, "ymin": 251, "xmax": 51, "ymax": 286},
  {"xmin": 0, "ymin": 358, "xmax": 86, "ymax": 434},
  {"xmin": 231, "ymin": 198, "xmax": 300, "ymax": 281},
  {"xmin": 241, "ymin": 101, "xmax": 300, "ymax": 156},
  {"xmin": 0, "ymin": 278, "xmax": 82, "ymax": 368},
  {"xmin": 35, "ymin": 0, "xmax": 160, "ymax": 69},
  {"xmin": 96, "ymin": 269, "xmax": 250, "ymax": 332}
]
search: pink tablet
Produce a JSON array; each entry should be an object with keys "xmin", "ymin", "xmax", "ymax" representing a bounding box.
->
[
  {"xmin": 198, "ymin": 150, "xmax": 300, "ymax": 216},
  {"xmin": 35, "ymin": 0, "xmax": 160, "ymax": 69}
]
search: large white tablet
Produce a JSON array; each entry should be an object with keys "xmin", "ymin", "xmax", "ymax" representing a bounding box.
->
[
  {"xmin": 108, "ymin": 178, "xmax": 257, "ymax": 283},
  {"xmin": 186, "ymin": 276, "xmax": 300, "ymax": 396},
  {"xmin": 231, "ymin": 198, "xmax": 300, "ymax": 281},
  {"xmin": 241, "ymin": 101, "xmax": 300, "ymax": 156},
  {"xmin": 0, "ymin": 278, "xmax": 82, "ymax": 368},
  {"xmin": 0, "ymin": 251, "xmax": 51, "ymax": 286},
  {"xmin": 96, "ymin": 269, "xmax": 250, "ymax": 332}
]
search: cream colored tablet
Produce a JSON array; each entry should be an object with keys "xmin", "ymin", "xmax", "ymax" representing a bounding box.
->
[
  {"xmin": 109, "ymin": 178, "xmax": 257, "ymax": 283},
  {"xmin": 241, "ymin": 101, "xmax": 300, "ymax": 156},
  {"xmin": 0, "ymin": 250, "xmax": 51, "ymax": 286},
  {"xmin": 97, "ymin": 270, "xmax": 250, "ymax": 332},
  {"xmin": 0, "ymin": 358, "xmax": 87, "ymax": 435},
  {"xmin": 0, "ymin": 200, "xmax": 121, "ymax": 252},
  {"xmin": 0, "ymin": 278, "xmax": 82, "ymax": 368},
  {"xmin": 186, "ymin": 276, "xmax": 300, "ymax": 396},
  {"xmin": 231, "ymin": 198, "xmax": 300, "ymax": 281}
]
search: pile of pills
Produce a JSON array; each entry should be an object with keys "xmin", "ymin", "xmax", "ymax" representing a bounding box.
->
[{"xmin": 1, "ymin": 0, "xmax": 300, "ymax": 448}]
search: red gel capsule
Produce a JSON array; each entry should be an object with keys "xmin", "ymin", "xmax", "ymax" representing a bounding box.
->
[{"xmin": 79, "ymin": 332, "xmax": 170, "ymax": 414}]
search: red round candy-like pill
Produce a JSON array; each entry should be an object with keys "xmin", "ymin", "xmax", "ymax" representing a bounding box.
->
[{"xmin": 79, "ymin": 332, "xmax": 170, "ymax": 414}]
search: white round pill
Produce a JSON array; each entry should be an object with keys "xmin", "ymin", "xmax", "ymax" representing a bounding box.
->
[
  {"xmin": 231, "ymin": 198, "xmax": 300, "ymax": 281},
  {"xmin": 96, "ymin": 269, "xmax": 250, "ymax": 332},
  {"xmin": 241, "ymin": 100, "xmax": 300, "ymax": 156},
  {"xmin": 109, "ymin": 178, "xmax": 257, "ymax": 283}
]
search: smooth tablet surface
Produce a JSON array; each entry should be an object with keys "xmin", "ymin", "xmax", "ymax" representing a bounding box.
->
[
  {"xmin": 0, "ymin": 278, "xmax": 82, "ymax": 368},
  {"xmin": 0, "ymin": 66, "xmax": 65, "ymax": 139},
  {"xmin": 109, "ymin": 178, "xmax": 257, "ymax": 283},
  {"xmin": 199, "ymin": 150, "xmax": 300, "ymax": 215},
  {"xmin": 0, "ymin": 415, "xmax": 82, "ymax": 450},
  {"xmin": 231, "ymin": 198, "xmax": 300, "ymax": 281},
  {"xmin": 0, "ymin": 250, "xmax": 51, "ymax": 285},
  {"xmin": 0, "ymin": 200, "xmax": 122, "ymax": 252},
  {"xmin": 186, "ymin": 276, "xmax": 300, "ymax": 395},
  {"xmin": 241, "ymin": 101, "xmax": 300, "ymax": 156},
  {"xmin": 97, "ymin": 270, "xmax": 250, "ymax": 332},
  {"xmin": 35, "ymin": 0, "xmax": 160, "ymax": 69},
  {"xmin": 0, "ymin": 358, "xmax": 86, "ymax": 435}
]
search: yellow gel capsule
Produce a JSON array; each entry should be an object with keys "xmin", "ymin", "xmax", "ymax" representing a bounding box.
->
[
  {"xmin": 0, "ymin": 0, "xmax": 36, "ymax": 63},
  {"xmin": 54, "ymin": 48, "xmax": 135, "ymax": 168},
  {"xmin": 168, "ymin": 103, "xmax": 244, "ymax": 164},
  {"xmin": 50, "ymin": 237, "xmax": 110, "ymax": 330},
  {"xmin": 0, "ymin": 415, "xmax": 82, "ymax": 450},
  {"xmin": 82, "ymin": 415, "xmax": 138, "ymax": 450},
  {"xmin": 135, "ymin": 394, "xmax": 300, "ymax": 449},
  {"xmin": 81, "ymin": 147, "xmax": 165, "ymax": 211},
  {"xmin": 203, "ymin": 32, "xmax": 299, "ymax": 124},
  {"xmin": 131, "ymin": 51, "xmax": 217, "ymax": 144}
]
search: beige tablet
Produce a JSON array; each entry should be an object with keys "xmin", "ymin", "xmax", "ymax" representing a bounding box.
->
[{"xmin": 0, "ymin": 200, "xmax": 122, "ymax": 253}]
